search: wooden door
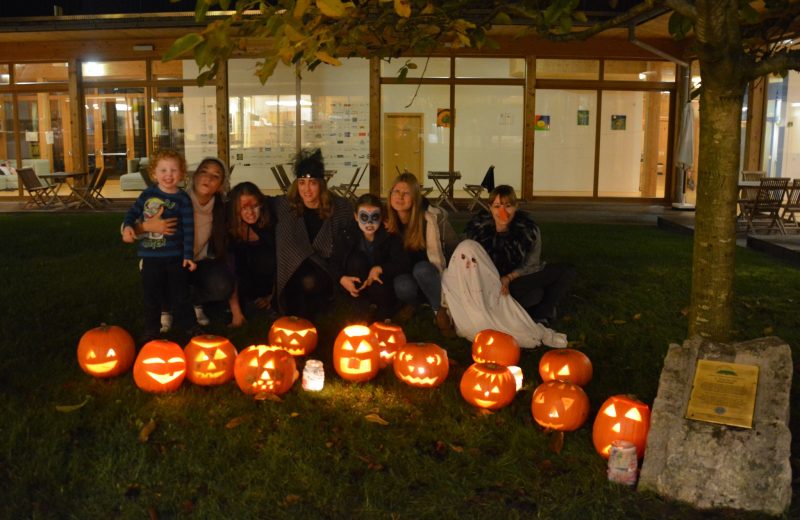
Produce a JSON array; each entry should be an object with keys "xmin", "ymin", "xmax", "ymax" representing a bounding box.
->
[{"xmin": 383, "ymin": 113, "xmax": 423, "ymax": 192}]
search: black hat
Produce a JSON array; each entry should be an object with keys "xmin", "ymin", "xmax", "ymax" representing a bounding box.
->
[{"xmin": 293, "ymin": 148, "xmax": 325, "ymax": 179}]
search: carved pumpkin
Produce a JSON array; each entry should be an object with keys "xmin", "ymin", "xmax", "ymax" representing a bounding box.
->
[
  {"xmin": 592, "ymin": 395, "xmax": 651, "ymax": 459},
  {"xmin": 369, "ymin": 320, "xmax": 406, "ymax": 368},
  {"xmin": 393, "ymin": 342, "xmax": 449, "ymax": 388},
  {"xmin": 471, "ymin": 329, "xmax": 520, "ymax": 367},
  {"xmin": 460, "ymin": 363, "xmax": 517, "ymax": 410},
  {"xmin": 234, "ymin": 345, "xmax": 298, "ymax": 396},
  {"xmin": 133, "ymin": 339, "xmax": 186, "ymax": 393},
  {"xmin": 538, "ymin": 348, "xmax": 593, "ymax": 386},
  {"xmin": 76, "ymin": 324, "xmax": 135, "ymax": 378},
  {"xmin": 332, "ymin": 325, "xmax": 380, "ymax": 382},
  {"xmin": 184, "ymin": 335, "xmax": 237, "ymax": 386},
  {"xmin": 531, "ymin": 380, "xmax": 590, "ymax": 432},
  {"xmin": 268, "ymin": 315, "xmax": 318, "ymax": 356}
]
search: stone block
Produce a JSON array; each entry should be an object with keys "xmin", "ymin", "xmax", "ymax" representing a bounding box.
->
[{"xmin": 638, "ymin": 336, "xmax": 792, "ymax": 516}]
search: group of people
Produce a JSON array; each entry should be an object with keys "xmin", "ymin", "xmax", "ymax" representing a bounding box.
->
[{"xmin": 122, "ymin": 148, "xmax": 574, "ymax": 349}]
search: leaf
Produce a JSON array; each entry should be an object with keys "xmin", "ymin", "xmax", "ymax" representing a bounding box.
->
[
  {"xmin": 225, "ymin": 415, "xmax": 249, "ymax": 428},
  {"xmin": 633, "ymin": 313, "xmax": 642, "ymax": 320},
  {"xmin": 163, "ymin": 33, "xmax": 205, "ymax": 62},
  {"xmin": 364, "ymin": 413, "xmax": 389, "ymax": 425},
  {"xmin": 294, "ymin": 0, "xmax": 311, "ymax": 18},
  {"xmin": 493, "ymin": 12, "xmax": 512, "ymax": 25},
  {"xmin": 548, "ymin": 430, "xmax": 564, "ymax": 454},
  {"xmin": 317, "ymin": 0, "xmax": 348, "ymax": 19},
  {"xmin": 394, "ymin": 0, "xmax": 411, "ymax": 18},
  {"xmin": 284, "ymin": 23, "xmax": 306, "ymax": 43},
  {"xmin": 255, "ymin": 392, "xmax": 283, "ymax": 402},
  {"xmin": 55, "ymin": 395, "xmax": 90, "ymax": 413},
  {"xmin": 138, "ymin": 418, "xmax": 156, "ymax": 443},
  {"xmin": 195, "ymin": 0, "xmax": 212, "ymax": 21},
  {"xmin": 763, "ymin": 326, "xmax": 774, "ymax": 335},
  {"xmin": 315, "ymin": 50, "xmax": 342, "ymax": 66},
  {"xmin": 290, "ymin": 412, "xmax": 300, "ymax": 418},
  {"xmin": 612, "ymin": 319, "xmax": 626, "ymax": 325}
]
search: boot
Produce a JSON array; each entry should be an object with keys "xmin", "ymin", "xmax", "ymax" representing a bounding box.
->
[{"xmin": 435, "ymin": 307, "xmax": 455, "ymax": 337}]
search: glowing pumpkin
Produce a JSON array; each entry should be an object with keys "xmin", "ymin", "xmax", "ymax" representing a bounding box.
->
[
  {"xmin": 460, "ymin": 363, "xmax": 517, "ymax": 410},
  {"xmin": 592, "ymin": 395, "xmax": 651, "ymax": 459},
  {"xmin": 332, "ymin": 325, "xmax": 380, "ymax": 382},
  {"xmin": 538, "ymin": 348, "xmax": 593, "ymax": 386},
  {"xmin": 184, "ymin": 335, "xmax": 237, "ymax": 386},
  {"xmin": 393, "ymin": 342, "xmax": 449, "ymax": 388},
  {"xmin": 531, "ymin": 380, "xmax": 589, "ymax": 432},
  {"xmin": 471, "ymin": 329, "xmax": 520, "ymax": 366},
  {"xmin": 76, "ymin": 324, "xmax": 135, "ymax": 378},
  {"xmin": 133, "ymin": 339, "xmax": 186, "ymax": 393},
  {"xmin": 234, "ymin": 345, "xmax": 298, "ymax": 396},
  {"xmin": 268, "ymin": 316, "xmax": 317, "ymax": 356},
  {"xmin": 369, "ymin": 320, "xmax": 406, "ymax": 368}
]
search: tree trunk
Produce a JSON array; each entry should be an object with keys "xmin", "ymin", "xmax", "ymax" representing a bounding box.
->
[{"xmin": 688, "ymin": 77, "xmax": 745, "ymax": 341}]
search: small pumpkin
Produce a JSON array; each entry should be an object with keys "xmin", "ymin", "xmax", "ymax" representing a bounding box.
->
[
  {"xmin": 393, "ymin": 342, "xmax": 449, "ymax": 388},
  {"xmin": 268, "ymin": 315, "xmax": 318, "ymax": 356},
  {"xmin": 76, "ymin": 324, "xmax": 135, "ymax": 378},
  {"xmin": 592, "ymin": 395, "xmax": 651, "ymax": 459},
  {"xmin": 471, "ymin": 329, "xmax": 520, "ymax": 366},
  {"xmin": 133, "ymin": 339, "xmax": 186, "ymax": 393},
  {"xmin": 460, "ymin": 363, "xmax": 517, "ymax": 410},
  {"xmin": 332, "ymin": 325, "xmax": 380, "ymax": 382},
  {"xmin": 531, "ymin": 380, "xmax": 590, "ymax": 432},
  {"xmin": 184, "ymin": 335, "xmax": 237, "ymax": 386},
  {"xmin": 234, "ymin": 345, "xmax": 298, "ymax": 396},
  {"xmin": 538, "ymin": 348, "xmax": 593, "ymax": 386},
  {"xmin": 369, "ymin": 320, "xmax": 406, "ymax": 368}
]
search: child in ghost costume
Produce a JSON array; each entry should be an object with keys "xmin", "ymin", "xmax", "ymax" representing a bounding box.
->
[{"xmin": 442, "ymin": 240, "xmax": 567, "ymax": 349}]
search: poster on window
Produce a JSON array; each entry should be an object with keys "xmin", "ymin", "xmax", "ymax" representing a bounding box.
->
[
  {"xmin": 577, "ymin": 110, "xmax": 590, "ymax": 126},
  {"xmin": 611, "ymin": 114, "xmax": 627, "ymax": 130},
  {"xmin": 534, "ymin": 114, "xmax": 550, "ymax": 131},
  {"xmin": 437, "ymin": 108, "xmax": 452, "ymax": 128}
]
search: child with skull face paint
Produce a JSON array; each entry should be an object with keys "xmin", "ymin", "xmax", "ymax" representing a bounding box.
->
[{"xmin": 332, "ymin": 193, "xmax": 410, "ymax": 321}]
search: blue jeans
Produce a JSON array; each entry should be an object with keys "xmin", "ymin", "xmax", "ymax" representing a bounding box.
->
[{"xmin": 393, "ymin": 260, "xmax": 441, "ymax": 311}]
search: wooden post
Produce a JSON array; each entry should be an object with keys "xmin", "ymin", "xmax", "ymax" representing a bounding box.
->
[
  {"xmin": 215, "ymin": 59, "xmax": 229, "ymax": 167},
  {"xmin": 523, "ymin": 55, "xmax": 535, "ymax": 200},
  {"xmin": 67, "ymin": 58, "xmax": 86, "ymax": 174},
  {"xmin": 369, "ymin": 57, "xmax": 380, "ymax": 195},
  {"xmin": 744, "ymin": 78, "xmax": 766, "ymax": 171},
  {"xmin": 641, "ymin": 91, "xmax": 661, "ymax": 197}
]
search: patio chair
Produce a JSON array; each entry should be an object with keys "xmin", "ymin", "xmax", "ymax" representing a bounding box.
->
[
  {"xmin": 395, "ymin": 166, "xmax": 432, "ymax": 197},
  {"xmin": 275, "ymin": 164, "xmax": 293, "ymax": 192},
  {"xmin": 17, "ymin": 167, "xmax": 59, "ymax": 208},
  {"xmin": 741, "ymin": 170, "xmax": 766, "ymax": 182},
  {"xmin": 781, "ymin": 178, "xmax": 800, "ymax": 232},
  {"xmin": 744, "ymin": 177, "xmax": 790, "ymax": 235},
  {"xmin": 331, "ymin": 163, "xmax": 367, "ymax": 202},
  {"xmin": 271, "ymin": 165, "xmax": 289, "ymax": 194},
  {"xmin": 90, "ymin": 167, "xmax": 110, "ymax": 205},
  {"xmin": 67, "ymin": 167, "xmax": 103, "ymax": 208},
  {"xmin": 464, "ymin": 165, "xmax": 495, "ymax": 212}
]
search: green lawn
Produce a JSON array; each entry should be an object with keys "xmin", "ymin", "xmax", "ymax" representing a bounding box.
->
[{"xmin": 1, "ymin": 213, "xmax": 797, "ymax": 519}]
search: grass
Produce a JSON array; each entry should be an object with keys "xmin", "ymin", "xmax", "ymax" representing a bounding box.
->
[{"xmin": 1, "ymin": 213, "xmax": 798, "ymax": 519}]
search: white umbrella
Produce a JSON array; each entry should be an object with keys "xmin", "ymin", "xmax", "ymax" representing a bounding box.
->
[{"xmin": 673, "ymin": 102, "xmax": 696, "ymax": 209}]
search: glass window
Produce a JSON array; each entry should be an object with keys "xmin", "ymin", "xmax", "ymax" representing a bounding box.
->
[
  {"xmin": 300, "ymin": 59, "xmax": 370, "ymax": 183},
  {"xmin": 82, "ymin": 61, "xmax": 145, "ymax": 82},
  {"xmin": 598, "ymin": 90, "xmax": 670, "ymax": 198},
  {"xmin": 84, "ymin": 87, "xmax": 146, "ymax": 175},
  {"xmin": 533, "ymin": 89, "xmax": 597, "ymax": 196},
  {"xmin": 381, "ymin": 83, "xmax": 450, "ymax": 193},
  {"xmin": 536, "ymin": 59, "xmax": 599, "ymax": 80},
  {"xmin": 456, "ymin": 58, "xmax": 525, "ymax": 79},
  {"xmin": 604, "ymin": 60, "xmax": 676, "ymax": 82},
  {"xmin": 156, "ymin": 85, "xmax": 218, "ymax": 167},
  {"xmin": 14, "ymin": 63, "xmax": 69, "ymax": 84},
  {"xmin": 0, "ymin": 65, "xmax": 9, "ymax": 85},
  {"xmin": 454, "ymin": 85, "xmax": 523, "ymax": 193},
  {"xmin": 17, "ymin": 92, "xmax": 70, "ymax": 174},
  {"xmin": 0, "ymin": 94, "xmax": 17, "ymax": 195},
  {"xmin": 381, "ymin": 57, "xmax": 451, "ymax": 79}
]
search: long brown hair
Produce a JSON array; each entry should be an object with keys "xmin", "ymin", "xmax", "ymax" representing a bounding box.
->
[
  {"xmin": 385, "ymin": 172, "xmax": 426, "ymax": 251},
  {"xmin": 286, "ymin": 178, "xmax": 334, "ymax": 219},
  {"xmin": 228, "ymin": 181, "xmax": 269, "ymax": 241}
]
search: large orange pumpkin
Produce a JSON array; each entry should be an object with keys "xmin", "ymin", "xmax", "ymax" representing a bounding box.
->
[
  {"xmin": 369, "ymin": 320, "xmax": 406, "ymax": 368},
  {"xmin": 332, "ymin": 325, "xmax": 380, "ymax": 382},
  {"xmin": 234, "ymin": 345, "xmax": 298, "ymax": 395},
  {"xmin": 531, "ymin": 380, "xmax": 590, "ymax": 432},
  {"xmin": 471, "ymin": 329, "xmax": 520, "ymax": 366},
  {"xmin": 592, "ymin": 395, "xmax": 651, "ymax": 459},
  {"xmin": 268, "ymin": 316, "xmax": 318, "ymax": 356},
  {"xmin": 184, "ymin": 335, "xmax": 237, "ymax": 386},
  {"xmin": 76, "ymin": 324, "xmax": 135, "ymax": 378},
  {"xmin": 393, "ymin": 342, "xmax": 449, "ymax": 388},
  {"xmin": 133, "ymin": 339, "xmax": 186, "ymax": 393},
  {"xmin": 538, "ymin": 348, "xmax": 593, "ymax": 386},
  {"xmin": 460, "ymin": 363, "xmax": 517, "ymax": 410}
]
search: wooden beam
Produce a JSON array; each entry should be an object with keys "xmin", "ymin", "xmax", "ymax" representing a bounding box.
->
[
  {"xmin": 215, "ymin": 59, "xmax": 229, "ymax": 167},
  {"xmin": 369, "ymin": 57, "xmax": 381, "ymax": 195},
  {"xmin": 523, "ymin": 55, "xmax": 535, "ymax": 200},
  {"xmin": 744, "ymin": 77, "xmax": 766, "ymax": 171}
]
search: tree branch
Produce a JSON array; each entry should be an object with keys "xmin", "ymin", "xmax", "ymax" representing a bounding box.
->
[
  {"xmin": 662, "ymin": 0, "xmax": 697, "ymax": 21},
  {"xmin": 748, "ymin": 48, "xmax": 800, "ymax": 79}
]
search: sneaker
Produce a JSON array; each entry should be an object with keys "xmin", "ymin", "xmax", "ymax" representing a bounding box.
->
[
  {"xmin": 160, "ymin": 312, "xmax": 173, "ymax": 333},
  {"xmin": 194, "ymin": 305, "xmax": 210, "ymax": 326},
  {"xmin": 435, "ymin": 307, "xmax": 456, "ymax": 338}
]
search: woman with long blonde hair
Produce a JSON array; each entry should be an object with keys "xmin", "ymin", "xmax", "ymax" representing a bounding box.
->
[{"xmin": 386, "ymin": 172, "xmax": 457, "ymax": 333}]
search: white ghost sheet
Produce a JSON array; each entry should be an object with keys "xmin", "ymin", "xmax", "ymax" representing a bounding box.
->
[{"xmin": 442, "ymin": 240, "xmax": 567, "ymax": 349}]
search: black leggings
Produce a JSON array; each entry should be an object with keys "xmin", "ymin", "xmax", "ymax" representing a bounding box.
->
[
  {"xmin": 343, "ymin": 250, "xmax": 398, "ymax": 319},
  {"xmin": 284, "ymin": 260, "xmax": 333, "ymax": 320},
  {"xmin": 509, "ymin": 262, "xmax": 577, "ymax": 321}
]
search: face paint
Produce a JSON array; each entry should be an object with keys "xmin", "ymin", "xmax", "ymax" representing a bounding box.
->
[{"xmin": 357, "ymin": 207, "xmax": 381, "ymax": 235}]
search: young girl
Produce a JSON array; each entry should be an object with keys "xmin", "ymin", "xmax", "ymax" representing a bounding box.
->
[
  {"xmin": 333, "ymin": 193, "xmax": 409, "ymax": 321},
  {"xmin": 226, "ymin": 181, "xmax": 276, "ymax": 327}
]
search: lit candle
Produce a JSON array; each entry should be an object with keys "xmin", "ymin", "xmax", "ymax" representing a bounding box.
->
[{"xmin": 302, "ymin": 359, "xmax": 324, "ymax": 391}]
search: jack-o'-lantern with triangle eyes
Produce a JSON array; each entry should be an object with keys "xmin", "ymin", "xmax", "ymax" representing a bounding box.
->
[
  {"xmin": 133, "ymin": 339, "xmax": 186, "ymax": 393},
  {"xmin": 460, "ymin": 363, "xmax": 517, "ymax": 410},
  {"xmin": 234, "ymin": 345, "xmax": 298, "ymax": 395},
  {"xmin": 369, "ymin": 320, "xmax": 406, "ymax": 368},
  {"xmin": 393, "ymin": 343, "xmax": 449, "ymax": 388},
  {"xmin": 184, "ymin": 335, "xmax": 238, "ymax": 386},
  {"xmin": 531, "ymin": 380, "xmax": 589, "ymax": 432},
  {"xmin": 538, "ymin": 348, "xmax": 592, "ymax": 386},
  {"xmin": 76, "ymin": 324, "xmax": 135, "ymax": 378},
  {"xmin": 471, "ymin": 329, "xmax": 521, "ymax": 367},
  {"xmin": 332, "ymin": 325, "xmax": 380, "ymax": 382},
  {"xmin": 268, "ymin": 316, "xmax": 318, "ymax": 356},
  {"xmin": 592, "ymin": 395, "xmax": 651, "ymax": 459}
]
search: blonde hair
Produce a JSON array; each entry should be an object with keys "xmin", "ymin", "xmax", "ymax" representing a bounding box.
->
[
  {"xmin": 386, "ymin": 172, "xmax": 426, "ymax": 251},
  {"xmin": 148, "ymin": 149, "xmax": 187, "ymax": 180},
  {"xmin": 286, "ymin": 178, "xmax": 334, "ymax": 220}
]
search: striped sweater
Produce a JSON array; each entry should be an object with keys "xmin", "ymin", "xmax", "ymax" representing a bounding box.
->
[{"xmin": 123, "ymin": 186, "xmax": 195, "ymax": 260}]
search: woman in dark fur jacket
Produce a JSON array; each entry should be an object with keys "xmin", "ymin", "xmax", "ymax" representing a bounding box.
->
[{"xmin": 464, "ymin": 185, "xmax": 576, "ymax": 325}]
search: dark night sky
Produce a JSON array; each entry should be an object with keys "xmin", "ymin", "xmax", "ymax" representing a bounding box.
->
[{"xmin": 0, "ymin": 0, "xmax": 197, "ymax": 18}]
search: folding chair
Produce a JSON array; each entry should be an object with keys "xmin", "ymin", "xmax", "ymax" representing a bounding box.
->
[
  {"xmin": 741, "ymin": 170, "xmax": 766, "ymax": 182},
  {"xmin": 331, "ymin": 163, "xmax": 367, "ymax": 202},
  {"xmin": 464, "ymin": 165, "xmax": 495, "ymax": 212},
  {"xmin": 17, "ymin": 167, "xmax": 59, "ymax": 208},
  {"xmin": 781, "ymin": 178, "xmax": 800, "ymax": 232},
  {"xmin": 67, "ymin": 167, "xmax": 102, "ymax": 209},
  {"xmin": 271, "ymin": 166, "xmax": 289, "ymax": 194},
  {"xmin": 276, "ymin": 164, "xmax": 293, "ymax": 193},
  {"xmin": 745, "ymin": 178, "xmax": 790, "ymax": 235},
  {"xmin": 90, "ymin": 167, "xmax": 110, "ymax": 205},
  {"xmin": 395, "ymin": 166, "xmax": 432, "ymax": 197}
]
